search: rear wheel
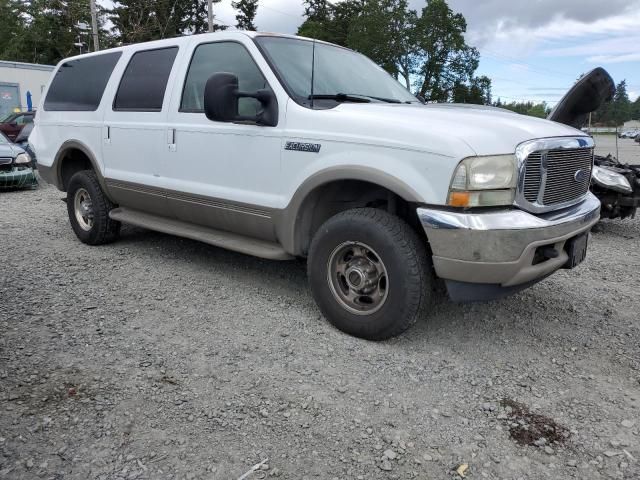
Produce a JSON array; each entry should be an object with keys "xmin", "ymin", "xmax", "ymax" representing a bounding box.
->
[
  {"xmin": 308, "ymin": 208, "xmax": 432, "ymax": 340},
  {"xmin": 67, "ymin": 170, "xmax": 120, "ymax": 245}
]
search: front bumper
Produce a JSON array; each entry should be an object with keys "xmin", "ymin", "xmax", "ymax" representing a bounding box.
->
[
  {"xmin": 418, "ymin": 193, "xmax": 601, "ymax": 300},
  {"xmin": 0, "ymin": 166, "xmax": 37, "ymax": 189}
]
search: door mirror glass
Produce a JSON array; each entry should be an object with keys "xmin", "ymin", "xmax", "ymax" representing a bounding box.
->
[{"xmin": 204, "ymin": 72, "xmax": 278, "ymax": 127}]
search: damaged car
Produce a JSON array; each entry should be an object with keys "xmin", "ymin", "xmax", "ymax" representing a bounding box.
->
[
  {"xmin": 0, "ymin": 130, "xmax": 36, "ymax": 189},
  {"xmin": 548, "ymin": 67, "xmax": 640, "ymax": 219}
]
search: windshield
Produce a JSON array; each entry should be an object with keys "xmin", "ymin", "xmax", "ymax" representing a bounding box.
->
[
  {"xmin": 0, "ymin": 131, "xmax": 8, "ymax": 144},
  {"xmin": 255, "ymin": 36, "xmax": 418, "ymax": 107},
  {"xmin": 0, "ymin": 112, "xmax": 15, "ymax": 123}
]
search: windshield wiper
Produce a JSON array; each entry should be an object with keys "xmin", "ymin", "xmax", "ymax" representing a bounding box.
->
[
  {"xmin": 309, "ymin": 93, "xmax": 409, "ymax": 104},
  {"xmin": 308, "ymin": 93, "xmax": 371, "ymax": 103}
]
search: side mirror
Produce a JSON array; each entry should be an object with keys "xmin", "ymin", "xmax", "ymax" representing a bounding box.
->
[{"xmin": 203, "ymin": 72, "xmax": 278, "ymax": 127}]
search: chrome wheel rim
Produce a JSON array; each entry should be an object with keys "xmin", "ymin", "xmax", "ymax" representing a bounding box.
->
[
  {"xmin": 74, "ymin": 188, "xmax": 94, "ymax": 231},
  {"xmin": 327, "ymin": 241, "xmax": 389, "ymax": 315}
]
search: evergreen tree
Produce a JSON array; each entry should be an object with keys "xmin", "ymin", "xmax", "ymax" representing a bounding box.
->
[
  {"xmin": 6, "ymin": 0, "xmax": 110, "ymax": 64},
  {"xmin": 110, "ymin": 0, "xmax": 223, "ymax": 45},
  {"xmin": 631, "ymin": 96, "xmax": 640, "ymax": 120},
  {"xmin": 232, "ymin": 0, "xmax": 258, "ymax": 31}
]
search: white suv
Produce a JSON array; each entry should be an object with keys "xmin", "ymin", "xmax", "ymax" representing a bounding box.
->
[{"xmin": 31, "ymin": 31, "xmax": 600, "ymax": 340}]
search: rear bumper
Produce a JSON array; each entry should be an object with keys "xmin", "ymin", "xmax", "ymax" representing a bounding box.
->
[
  {"xmin": 417, "ymin": 193, "xmax": 601, "ymax": 300},
  {"xmin": 0, "ymin": 167, "xmax": 37, "ymax": 189}
]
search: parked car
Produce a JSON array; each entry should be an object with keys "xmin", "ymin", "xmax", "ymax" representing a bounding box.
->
[
  {"xmin": 13, "ymin": 122, "xmax": 36, "ymax": 165},
  {"xmin": 0, "ymin": 111, "xmax": 35, "ymax": 142},
  {"xmin": 619, "ymin": 129, "xmax": 640, "ymax": 139},
  {"xmin": 32, "ymin": 32, "xmax": 600, "ymax": 340},
  {"xmin": 0, "ymin": 130, "xmax": 36, "ymax": 189}
]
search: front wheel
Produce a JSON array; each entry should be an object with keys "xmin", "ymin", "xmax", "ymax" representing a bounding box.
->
[{"xmin": 308, "ymin": 208, "xmax": 432, "ymax": 340}]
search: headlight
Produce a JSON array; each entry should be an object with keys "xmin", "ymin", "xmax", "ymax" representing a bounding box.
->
[
  {"xmin": 14, "ymin": 153, "xmax": 31, "ymax": 165},
  {"xmin": 592, "ymin": 165, "xmax": 632, "ymax": 194},
  {"xmin": 448, "ymin": 155, "xmax": 516, "ymax": 207}
]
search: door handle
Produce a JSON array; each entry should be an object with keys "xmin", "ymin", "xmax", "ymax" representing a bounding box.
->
[
  {"xmin": 103, "ymin": 126, "xmax": 111, "ymax": 144},
  {"xmin": 167, "ymin": 128, "xmax": 176, "ymax": 152}
]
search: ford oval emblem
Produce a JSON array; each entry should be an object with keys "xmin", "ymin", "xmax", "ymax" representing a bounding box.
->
[{"xmin": 574, "ymin": 169, "xmax": 588, "ymax": 183}]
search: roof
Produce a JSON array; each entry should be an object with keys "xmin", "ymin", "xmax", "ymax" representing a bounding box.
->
[
  {"xmin": 56, "ymin": 31, "xmax": 341, "ymax": 64},
  {"xmin": 0, "ymin": 60, "xmax": 55, "ymax": 72}
]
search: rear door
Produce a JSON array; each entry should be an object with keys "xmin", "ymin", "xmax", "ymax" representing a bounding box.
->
[{"xmin": 102, "ymin": 45, "xmax": 181, "ymax": 215}]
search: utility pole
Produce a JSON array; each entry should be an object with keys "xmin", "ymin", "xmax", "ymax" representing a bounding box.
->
[
  {"xmin": 90, "ymin": 0, "xmax": 100, "ymax": 51},
  {"xmin": 207, "ymin": 0, "xmax": 214, "ymax": 32}
]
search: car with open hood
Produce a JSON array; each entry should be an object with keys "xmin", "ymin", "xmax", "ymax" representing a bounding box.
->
[
  {"xmin": 31, "ymin": 32, "xmax": 601, "ymax": 340},
  {"xmin": 548, "ymin": 68, "xmax": 640, "ymax": 220}
]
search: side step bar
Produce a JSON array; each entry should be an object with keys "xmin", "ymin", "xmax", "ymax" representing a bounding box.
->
[{"xmin": 109, "ymin": 207, "xmax": 293, "ymax": 261}]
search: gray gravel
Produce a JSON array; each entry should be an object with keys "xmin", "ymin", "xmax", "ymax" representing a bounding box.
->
[{"xmin": 1, "ymin": 137, "xmax": 639, "ymax": 479}]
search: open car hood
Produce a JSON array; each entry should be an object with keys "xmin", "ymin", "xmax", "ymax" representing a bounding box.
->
[{"xmin": 548, "ymin": 67, "xmax": 615, "ymax": 128}]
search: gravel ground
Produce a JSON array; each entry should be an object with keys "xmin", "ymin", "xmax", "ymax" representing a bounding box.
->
[{"xmin": 1, "ymin": 136, "xmax": 639, "ymax": 480}]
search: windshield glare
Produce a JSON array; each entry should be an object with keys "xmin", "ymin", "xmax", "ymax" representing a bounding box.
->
[{"xmin": 255, "ymin": 36, "xmax": 418, "ymax": 106}]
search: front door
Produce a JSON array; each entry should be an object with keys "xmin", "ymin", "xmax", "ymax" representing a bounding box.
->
[{"xmin": 163, "ymin": 39, "xmax": 283, "ymax": 241}]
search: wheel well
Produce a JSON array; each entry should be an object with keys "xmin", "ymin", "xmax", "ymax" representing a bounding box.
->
[
  {"xmin": 59, "ymin": 148, "xmax": 93, "ymax": 191},
  {"xmin": 294, "ymin": 180, "xmax": 427, "ymax": 256}
]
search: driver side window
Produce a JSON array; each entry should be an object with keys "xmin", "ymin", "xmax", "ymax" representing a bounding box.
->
[{"xmin": 180, "ymin": 42, "xmax": 268, "ymax": 117}]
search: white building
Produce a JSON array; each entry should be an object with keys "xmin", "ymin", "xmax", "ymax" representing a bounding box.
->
[
  {"xmin": 0, "ymin": 60, "xmax": 54, "ymax": 118},
  {"xmin": 623, "ymin": 120, "xmax": 640, "ymax": 130}
]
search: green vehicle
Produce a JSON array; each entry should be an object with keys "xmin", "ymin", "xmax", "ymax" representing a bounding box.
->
[{"xmin": 0, "ymin": 130, "xmax": 36, "ymax": 189}]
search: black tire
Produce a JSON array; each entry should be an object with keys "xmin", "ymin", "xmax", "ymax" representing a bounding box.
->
[
  {"xmin": 308, "ymin": 208, "xmax": 432, "ymax": 340},
  {"xmin": 66, "ymin": 170, "xmax": 120, "ymax": 245}
]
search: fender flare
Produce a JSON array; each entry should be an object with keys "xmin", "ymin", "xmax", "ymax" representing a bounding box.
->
[
  {"xmin": 275, "ymin": 166, "xmax": 424, "ymax": 255},
  {"xmin": 50, "ymin": 140, "xmax": 111, "ymax": 197}
]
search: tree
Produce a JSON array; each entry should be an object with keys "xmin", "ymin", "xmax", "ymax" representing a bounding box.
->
[
  {"xmin": 413, "ymin": 0, "xmax": 478, "ymax": 101},
  {"xmin": 631, "ymin": 96, "xmax": 640, "ymax": 120},
  {"xmin": 297, "ymin": 0, "xmax": 346, "ymax": 43},
  {"xmin": 496, "ymin": 100, "xmax": 551, "ymax": 118},
  {"xmin": 110, "ymin": 0, "xmax": 223, "ymax": 45},
  {"xmin": 232, "ymin": 0, "xmax": 258, "ymax": 31},
  {"xmin": 452, "ymin": 75, "xmax": 491, "ymax": 105},
  {"xmin": 3, "ymin": 0, "xmax": 113, "ymax": 65},
  {"xmin": 610, "ymin": 80, "xmax": 631, "ymax": 126},
  {"xmin": 348, "ymin": 0, "xmax": 417, "ymax": 89},
  {"xmin": 592, "ymin": 79, "xmax": 631, "ymax": 126},
  {"xmin": 0, "ymin": 0, "xmax": 27, "ymax": 61}
]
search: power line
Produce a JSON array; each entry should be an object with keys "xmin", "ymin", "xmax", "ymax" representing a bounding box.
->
[{"xmin": 260, "ymin": 4, "xmax": 304, "ymax": 20}]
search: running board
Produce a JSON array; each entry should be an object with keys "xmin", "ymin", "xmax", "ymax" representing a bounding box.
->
[{"xmin": 109, "ymin": 207, "xmax": 293, "ymax": 261}]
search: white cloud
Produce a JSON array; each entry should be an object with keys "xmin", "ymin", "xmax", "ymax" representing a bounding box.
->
[{"xmin": 587, "ymin": 52, "xmax": 640, "ymax": 64}]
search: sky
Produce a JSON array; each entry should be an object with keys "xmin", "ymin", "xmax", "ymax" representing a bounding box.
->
[{"xmin": 209, "ymin": 0, "xmax": 640, "ymax": 105}]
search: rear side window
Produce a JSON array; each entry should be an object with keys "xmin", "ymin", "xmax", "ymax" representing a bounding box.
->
[
  {"xmin": 44, "ymin": 52, "xmax": 122, "ymax": 111},
  {"xmin": 180, "ymin": 42, "xmax": 268, "ymax": 116},
  {"xmin": 114, "ymin": 47, "xmax": 178, "ymax": 111}
]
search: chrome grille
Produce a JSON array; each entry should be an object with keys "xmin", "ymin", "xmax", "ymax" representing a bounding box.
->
[
  {"xmin": 0, "ymin": 157, "xmax": 12, "ymax": 166},
  {"xmin": 522, "ymin": 147, "xmax": 593, "ymax": 207}
]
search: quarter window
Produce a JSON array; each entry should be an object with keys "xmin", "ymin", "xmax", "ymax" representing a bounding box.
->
[
  {"xmin": 114, "ymin": 47, "xmax": 179, "ymax": 111},
  {"xmin": 181, "ymin": 42, "xmax": 268, "ymax": 117},
  {"xmin": 44, "ymin": 52, "xmax": 122, "ymax": 111}
]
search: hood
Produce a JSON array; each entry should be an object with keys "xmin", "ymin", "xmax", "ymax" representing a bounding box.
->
[
  {"xmin": 0, "ymin": 141, "xmax": 24, "ymax": 158},
  {"xmin": 548, "ymin": 67, "xmax": 615, "ymax": 128},
  {"xmin": 326, "ymin": 102, "xmax": 587, "ymax": 157}
]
